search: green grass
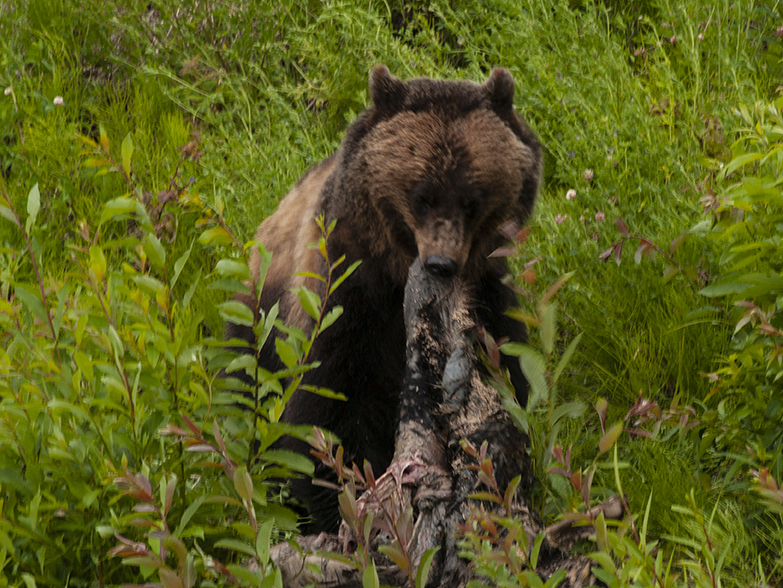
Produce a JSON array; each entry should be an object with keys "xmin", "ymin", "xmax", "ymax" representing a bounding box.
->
[{"xmin": 1, "ymin": 0, "xmax": 783, "ymax": 585}]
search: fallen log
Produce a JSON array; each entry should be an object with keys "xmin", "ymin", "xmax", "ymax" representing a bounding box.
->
[{"xmin": 272, "ymin": 259, "xmax": 624, "ymax": 587}]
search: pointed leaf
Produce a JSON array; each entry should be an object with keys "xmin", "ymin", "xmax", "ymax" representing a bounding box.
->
[
  {"xmin": 233, "ymin": 466, "xmax": 253, "ymax": 502},
  {"xmin": 26, "ymin": 183, "xmax": 40, "ymax": 230},
  {"xmin": 215, "ymin": 259, "xmax": 252, "ymax": 281},
  {"xmin": 614, "ymin": 216, "xmax": 629, "ymax": 237},
  {"xmin": 540, "ymin": 302, "xmax": 556, "ymax": 356},
  {"xmin": 198, "ymin": 226, "xmax": 233, "ymax": 246},
  {"xmin": 501, "ymin": 344, "xmax": 547, "ymax": 412},
  {"xmin": 256, "ymin": 518, "xmax": 274, "ymax": 567},
  {"xmin": 143, "ymin": 233, "xmax": 166, "ymax": 269},
  {"xmin": 362, "ymin": 562, "xmax": 380, "ymax": 588},
  {"xmin": 90, "ymin": 245, "xmax": 107, "ymax": 283},
  {"xmin": 99, "ymin": 124, "xmax": 110, "ymax": 155},
  {"xmin": 670, "ymin": 232, "xmax": 689, "ymax": 254},
  {"xmin": 415, "ymin": 546, "xmax": 440, "ymax": 588},
  {"xmin": 121, "ymin": 133, "xmax": 134, "ymax": 177},
  {"xmin": 296, "ymin": 286, "xmax": 321, "ymax": 321},
  {"xmin": 552, "ymin": 332, "xmax": 582, "ymax": 384},
  {"xmin": 101, "ymin": 196, "xmax": 137, "ymax": 224},
  {"xmin": 613, "ymin": 242, "xmax": 623, "ymax": 266},
  {"xmin": 598, "ymin": 422, "xmax": 623, "ymax": 455},
  {"xmin": 662, "ymin": 265, "xmax": 680, "ymax": 282}
]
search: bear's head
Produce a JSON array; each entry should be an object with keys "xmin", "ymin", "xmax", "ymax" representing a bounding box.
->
[{"xmin": 332, "ymin": 65, "xmax": 542, "ymax": 281}]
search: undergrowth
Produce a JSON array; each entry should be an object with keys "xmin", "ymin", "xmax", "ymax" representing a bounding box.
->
[{"xmin": 1, "ymin": 0, "xmax": 783, "ymax": 585}]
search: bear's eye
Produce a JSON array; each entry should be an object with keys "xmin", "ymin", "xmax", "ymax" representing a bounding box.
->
[
  {"xmin": 462, "ymin": 190, "xmax": 482, "ymax": 218},
  {"xmin": 410, "ymin": 184, "xmax": 435, "ymax": 217}
]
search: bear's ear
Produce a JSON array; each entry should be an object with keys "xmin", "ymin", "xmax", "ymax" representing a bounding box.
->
[
  {"xmin": 369, "ymin": 65, "xmax": 407, "ymax": 113},
  {"xmin": 484, "ymin": 67, "xmax": 515, "ymax": 111}
]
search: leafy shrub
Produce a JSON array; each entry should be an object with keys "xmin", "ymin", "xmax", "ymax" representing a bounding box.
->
[{"xmin": 0, "ymin": 127, "xmax": 359, "ymax": 585}]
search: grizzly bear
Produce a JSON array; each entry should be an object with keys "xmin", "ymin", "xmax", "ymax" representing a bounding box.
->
[{"xmin": 228, "ymin": 65, "xmax": 542, "ymax": 533}]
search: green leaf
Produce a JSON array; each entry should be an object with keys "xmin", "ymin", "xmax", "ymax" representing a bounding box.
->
[
  {"xmin": 598, "ymin": 421, "xmax": 623, "ymax": 455},
  {"xmin": 171, "ymin": 240, "xmax": 194, "ymax": 290},
  {"xmin": 219, "ymin": 300, "xmax": 255, "ymax": 327},
  {"xmin": 198, "ymin": 226, "xmax": 234, "ymax": 246},
  {"xmin": 501, "ymin": 343, "xmax": 547, "ymax": 412},
  {"xmin": 175, "ymin": 495, "xmax": 206, "ymax": 536},
  {"xmin": 530, "ymin": 532, "xmax": 546, "ymax": 570},
  {"xmin": 320, "ymin": 306, "xmax": 343, "ymax": 332},
  {"xmin": 215, "ymin": 258, "xmax": 252, "ymax": 281},
  {"xmin": 0, "ymin": 205, "xmax": 19, "ymax": 227},
  {"xmin": 724, "ymin": 151, "xmax": 764, "ymax": 177},
  {"xmin": 259, "ymin": 449, "xmax": 315, "ymax": 475},
  {"xmin": 90, "ymin": 245, "xmax": 107, "ymax": 283},
  {"xmin": 552, "ymin": 332, "xmax": 582, "ymax": 384},
  {"xmin": 74, "ymin": 350, "xmax": 94, "ymax": 381},
  {"xmin": 214, "ymin": 538, "xmax": 256, "ymax": 557},
  {"xmin": 378, "ymin": 544, "xmax": 409, "ymax": 571},
  {"xmin": 550, "ymin": 401, "xmax": 586, "ymax": 426},
  {"xmin": 144, "ymin": 233, "xmax": 166, "ymax": 269},
  {"xmin": 296, "ymin": 286, "xmax": 321, "ymax": 321},
  {"xmin": 415, "ymin": 545, "xmax": 440, "ymax": 588},
  {"xmin": 662, "ymin": 265, "xmax": 680, "ymax": 283},
  {"xmin": 183, "ymin": 270, "xmax": 201, "ymax": 309},
  {"xmin": 329, "ymin": 259, "xmax": 361, "ymax": 295},
  {"xmin": 26, "ymin": 183, "xmax": 40, "ymax": 232},
  {"xmin": 99, "ymin": 124, "xmax": 110, "ymax": 154},
  {"xmin": 14, "ymin": 284, "xmax": 48, "ymax": 323},
  {"xmin": 256, "ymin": 518, "xmax": 274, "ymax": 567},
  {"xmin": 274, "ymin": 338, "xmax": 299, "ymax": 368},
  {"xmin": 121, "ymin": 133, "xmax": 133, "ymax": 177},
  {"xmin": 362, "ymin": 562, "xmax": 380, "ymax": 588},
  {"xmin": 233, "ymin": 466, "xmax": 254, "ymax": 502},
  {"xmin": 540, "ymin": 302, "xmax": 556, "ymax": 356},
  {"xmin": 226, "ymin": 354, "xmax": 257, "ymax": 375},
  {"xmin": 100, "ymin": 197, "xmax": 137, "ymax": 224}
]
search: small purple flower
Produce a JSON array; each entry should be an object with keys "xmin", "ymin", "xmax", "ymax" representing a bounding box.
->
[
  {"xmin": 567, "ymin": 151, "xmax": 575, "ymax": 159},
  {"xmin": 595, "ymin": 211, "xmax": 606, "ymax": 221},
  {"xmin": 670, "ymin": 35, "xmax": 677, "ymax": 44},
  {"xmin": 555, "ymin": 214, "xmax": 568, "ymax": 225},
  {"xmin": 566, "ymin": 189, "xmax": 577, "ymax": 201}
]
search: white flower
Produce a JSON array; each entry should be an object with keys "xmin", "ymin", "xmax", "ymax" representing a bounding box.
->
[
  {"xmin": 53, "ymin": 96, "xmax": 64, "ymax": 106},
  {"xmin": 566, "ymin": 189, "xmax": 577, "ymax": 201},
  {"xmin": 555, "ymin": 214, "xmax": 568, "ymax": 225},
  {"xmin": 4, "ymin": 86, "xmax": 11, "ymax": 96},
  {"xmin": 595, "ymin": 211, "xmax": 606, "ymax": 221},
  {"xmin": 583, "ymin": 169, "xmax": 594, "ymax": 182}
]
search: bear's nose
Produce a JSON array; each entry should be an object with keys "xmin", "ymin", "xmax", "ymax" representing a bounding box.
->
[{"xmin": 424, "ymin": 255, "xmax": 458, "ymax": 277}]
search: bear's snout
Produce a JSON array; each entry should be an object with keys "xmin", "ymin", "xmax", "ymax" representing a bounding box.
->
[{"xmin": 423, "ymin": 254, "xmax": 458, "ymax": 277}]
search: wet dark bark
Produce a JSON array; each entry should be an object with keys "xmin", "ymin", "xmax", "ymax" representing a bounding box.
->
[{"xmin": 271, "ymin": 259, "xmax": 624, "ymax": 587}]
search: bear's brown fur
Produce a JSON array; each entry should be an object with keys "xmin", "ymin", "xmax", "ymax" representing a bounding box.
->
[{"xmin": 228, "ymin": 65, "xmax": 542, "ymax": 533}]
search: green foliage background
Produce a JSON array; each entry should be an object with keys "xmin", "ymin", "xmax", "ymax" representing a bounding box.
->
[{"xmin": 1, "ymin": 0, "xmax": 783, "ymax": 586}]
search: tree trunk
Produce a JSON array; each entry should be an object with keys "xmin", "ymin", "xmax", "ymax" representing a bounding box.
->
[{"xmin": 271, "ymin": 259, "xmax": 623, "ymax": 587}]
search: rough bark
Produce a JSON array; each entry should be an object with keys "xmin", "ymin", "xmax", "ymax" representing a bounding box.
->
[{"xmin": 271, "ymin": 259, "xmax": 624, "ymax": 587}]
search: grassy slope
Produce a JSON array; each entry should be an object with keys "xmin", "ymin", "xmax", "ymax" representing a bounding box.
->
[{"xmin": 1, "ymin": 0, "xmax": 782, "ymax": 584}]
